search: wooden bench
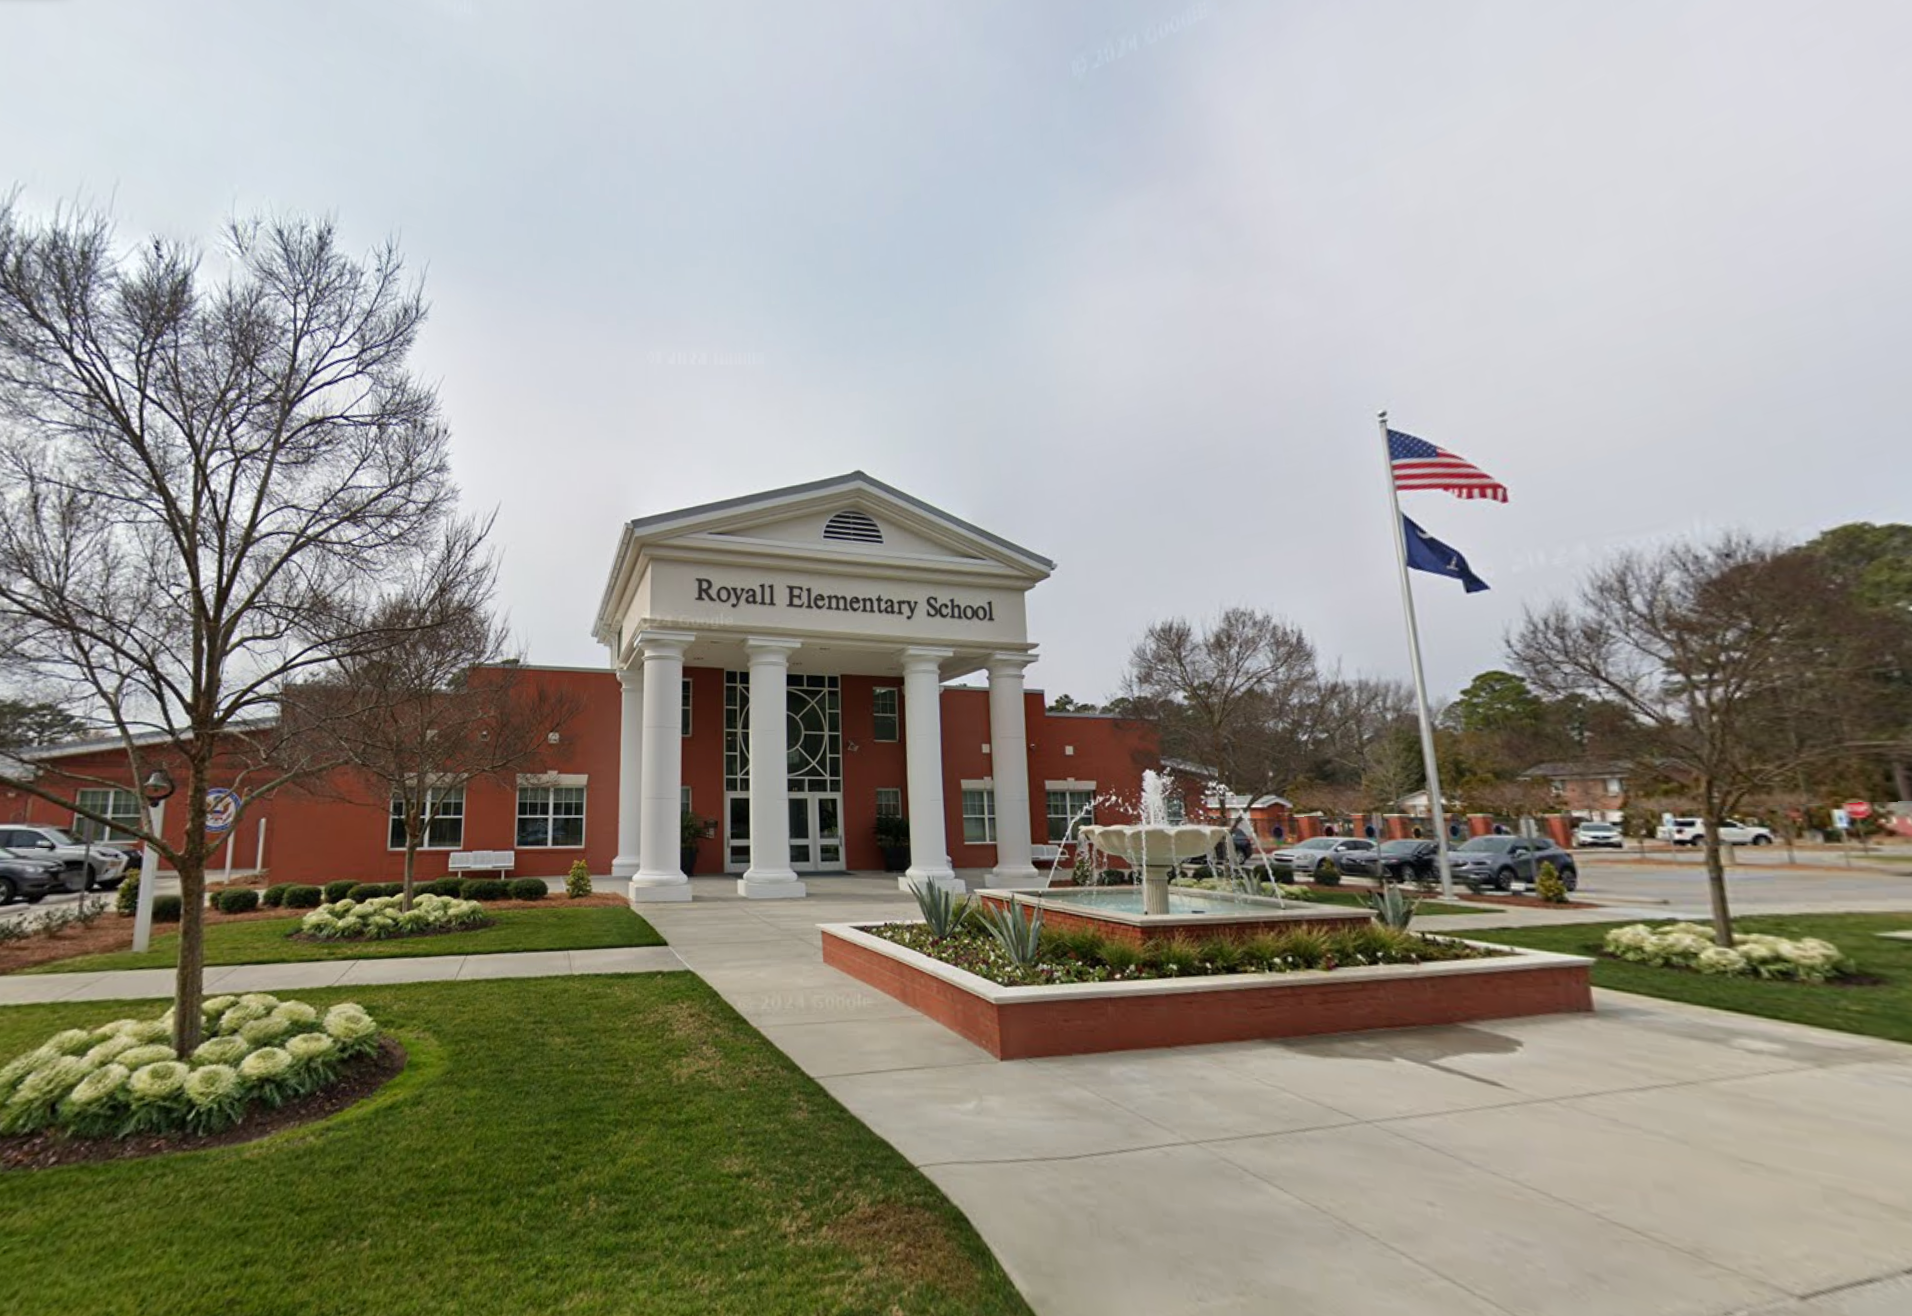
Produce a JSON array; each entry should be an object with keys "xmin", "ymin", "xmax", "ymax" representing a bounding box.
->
[
  {"xmin": 448, "ymin": 850, "xmax": 515, "ymax": 877},
  {"xmin": 1031, "ymin": 844, "xmax": 1064, "ymax": 867}
]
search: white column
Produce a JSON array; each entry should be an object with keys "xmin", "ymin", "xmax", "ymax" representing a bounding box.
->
[
  {"xmin": 900, "ymin": 647, "xmax": 962, "ymax": 894},
  {"xmin": 632, "ymin": 630, "xmax": 694, "ymax": 903},
  {"xmin": 739, "ymin": 637, "xmax": 806, "ymax": 899},
  {"xmin": 987, "ymin": 652, "xmax": 1040, "ymax": 887},
  {"xmin": 611, "ymin": 665, "xmax": 643, "ymax": 879}
]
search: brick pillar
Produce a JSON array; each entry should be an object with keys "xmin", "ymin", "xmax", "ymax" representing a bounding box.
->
[
  {"xmin": 1384, "ymin": 813, "xmax": 1411, "ymax": 840},
  {"xmin": 1297, "ymin": 815, "xmax": 1323, "ymax": 840},
  {"xmin": 1467, "ymin": 813, "xmax": 1494, "ymax": 838},
  {"xmin": 1543, "ymin": 814, "xmax": 1574, "ymax": 848}
]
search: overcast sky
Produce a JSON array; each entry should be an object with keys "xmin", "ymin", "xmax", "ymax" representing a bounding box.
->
[{"xmin": 6, "ymin": 1, "xmax": 1908, "ymax": 703}]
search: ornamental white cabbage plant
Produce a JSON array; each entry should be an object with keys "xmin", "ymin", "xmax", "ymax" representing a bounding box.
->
[
  {"xmin": 1603, "ymin": 923, "xmax": 1853, "ymax": 982},
  {"xmin": 0, "ymin": 993, "xmax": 384, "ymax": 1139},
  {"xmin": 299, "ymin": 893, "xmax": 486, "ymax": 940}
]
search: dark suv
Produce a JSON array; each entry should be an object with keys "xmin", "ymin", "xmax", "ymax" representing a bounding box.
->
[
  {"xmin": 1446, "ymin": 835, "xmax": 1578, "ymax": 891},
  {"xmin": 0, "ymin": 846, "xmax": 78, "ymax": 905}
]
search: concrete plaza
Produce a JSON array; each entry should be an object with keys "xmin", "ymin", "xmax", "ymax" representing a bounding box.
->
[{"xmin": 645, "ymin": 875, "xmax": 1912, "ymax": 1316}]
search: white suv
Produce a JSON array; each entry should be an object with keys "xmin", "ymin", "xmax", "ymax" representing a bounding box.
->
[
  {"xmin": 0, "ymin": 825, "xmax": 134, "ymax": 889},
  {"xmin": 1655, "ymin": 817, "xmax": 1775, "ymax": 847}
]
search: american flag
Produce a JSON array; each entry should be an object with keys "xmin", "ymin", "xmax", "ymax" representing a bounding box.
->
[{"xmin": 1388, "ymin": 429, "xmax": 1508, "ymax": 502}]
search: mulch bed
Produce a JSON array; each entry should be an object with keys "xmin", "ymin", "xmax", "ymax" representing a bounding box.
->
[
  {"xmin": 1458, "ymin": 893, "xmax": 1601, "ymax": 911},
  {"xmin": 0, "ymin": 1035, "xmax": 408, "ymax": 1171}
]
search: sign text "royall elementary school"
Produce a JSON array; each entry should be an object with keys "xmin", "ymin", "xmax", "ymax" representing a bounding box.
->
[{"xmin": 693, "ymin": 577, "xmax": 997, "ymax": 623}]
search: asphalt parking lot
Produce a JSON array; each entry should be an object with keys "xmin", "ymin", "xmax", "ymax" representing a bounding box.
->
[{"xmin": 1572, "ymin": 854, "xmax": 1912, "ymax": 917}]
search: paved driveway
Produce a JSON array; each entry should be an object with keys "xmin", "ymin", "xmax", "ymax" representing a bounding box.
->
[
  {"xmin": 645, "ymin": 875, "xmax": 1912, "ymax": 1316},
  {"xmin": 1574, "ymin": 857, "xmax": 1912, "ymax": 917}
]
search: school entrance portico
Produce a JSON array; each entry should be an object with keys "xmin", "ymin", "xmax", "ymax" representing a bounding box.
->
[{"xmin": 592, "ymin": 472, "xmax": 1054, "ymax": 902}]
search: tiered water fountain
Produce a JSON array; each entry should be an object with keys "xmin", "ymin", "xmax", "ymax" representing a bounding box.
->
[
  {"xmin": 979, "ymin": 769, "xmax": 1372, "ymax": 944},
  {"xmin": 1077, "ymin": 769, "xmax": 1228, "ymax": 915}
]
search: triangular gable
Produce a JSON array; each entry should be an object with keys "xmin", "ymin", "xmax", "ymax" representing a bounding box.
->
[{"xmin": 620, "ymin": 472, "xmax": 1053, "ymax": 577}]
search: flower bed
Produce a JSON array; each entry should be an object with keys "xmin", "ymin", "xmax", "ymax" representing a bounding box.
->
[
  {"xmin": 870, "ymin": 921, "xmax": 1499, "ymax": 988},
  {"xmin": 824, "ymin": 923, "xmax": 1594, "ymax": 1059},
  {"xmin": 0, "ymin": 995, "xmax": 383, "ymax": 1140},
  {"xmin": 298, "ymin": 892, "xmax": 488, "ymax": 941},
  {"xmin": 1603, "ymin": 923, "xmax": 1854, "ymax": 982}
]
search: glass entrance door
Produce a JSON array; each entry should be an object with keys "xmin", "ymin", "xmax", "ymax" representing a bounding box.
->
[
  {"xmin": 729, "ymin": 793, "xmax": 844, "ymax": 873},
  {"xmin": 787, "ymin": 795, "xmax": 844, "ymax": 872}
]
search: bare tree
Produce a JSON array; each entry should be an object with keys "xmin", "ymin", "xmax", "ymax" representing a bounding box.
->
[
  {"xmin": 285, "ymin": 524, "xmax": 579, "ymax": 907},
  {"xmin": 1122, "ymin": 608, "xmax": 1320, "ymax": 793},
  {"xmin": 1509, "ymin": 535, "xmax": 1902, "ymax": 943},
  {"xmin": 0, "ymin": 199, "xmax": 475, "ymax": 1052}
]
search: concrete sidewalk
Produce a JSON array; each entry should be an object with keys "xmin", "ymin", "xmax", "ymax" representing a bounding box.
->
[
  {"xmin": 645, "ymin": 875, "xmax": 1912, "ymax": 1316},
  {"xmin": 0, "ymin": 945, "xmax": 685, "ymax": 1004}
]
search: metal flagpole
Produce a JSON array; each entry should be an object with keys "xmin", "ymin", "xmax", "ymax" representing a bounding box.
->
[{"xmin": 1377, "ymin": 410, "xmax": 1456, "ymax": 898}]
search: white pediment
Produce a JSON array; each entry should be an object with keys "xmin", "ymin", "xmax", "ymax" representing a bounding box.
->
[
  {"xmin": 593, "ymin": 472, "xmax": 1053, "ymax": 650},
  {"xmin": 707, "ymin": 506, "xmax": 988, "ymax": 562}
]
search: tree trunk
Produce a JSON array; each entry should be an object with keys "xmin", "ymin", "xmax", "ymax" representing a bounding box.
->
[
  {"xmin": 402, "ymin": 838, "xmax": 419, "ymax": 912},
  {"xmin": 173, "ymin": 855, "xmax": 208, "ymax": 1054},
  {"xmin": 1893, "ymin": 756, "xmax": 1910, "ymax": 804},
  {"xmin": 1700, "ymin": 792, "xmax": 1734, "ymax": 948}
]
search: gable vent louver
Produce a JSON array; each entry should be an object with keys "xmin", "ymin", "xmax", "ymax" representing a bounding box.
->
[{"xmin": 822, "ymin": 510, "xmax": 884, "ymax": 544}]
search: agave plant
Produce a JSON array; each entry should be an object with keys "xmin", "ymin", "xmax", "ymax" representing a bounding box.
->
[
  {"xmin": 1368, "ymin": 883, "xmax": 1417, "ymax": 930},
  {"xmin": 976, "ymin": 899, "xmax": 1044, "ymax": 968},
  {"xmin": 907, "ymin": 878, "xmax": 969, "ymax": 939}
]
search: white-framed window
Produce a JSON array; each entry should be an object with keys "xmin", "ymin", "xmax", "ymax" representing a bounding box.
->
[
  {"xmin": 390, "ymin": 787, "xmax": 465, "ymax": 850},
  {"xmin": 74, "ymin": 788, "xmax": 141, "ymax": 843},
  {"xmin": 517, "ymin": 784, "xmax": 585, "ymax": 848},
  {"xmin": 872, "ymin": 687, "xmax": 899, "ymax": 742},
  {"xmin": 961, "ymin": 787, "xmax": 996, "ymax": 844},
  {"xmin": 1046, "ymin": 788, "xmax": 1096, "ymax": 842},
  {"xmin": 1605, "ymin": 777, "xmax": 1623, "ymax": 796},
  {"xmin": 682, "ymin": 677, "xmax": 692, "ymax": 737},
  {"xmin": 1165, "ymin": 794, "xmax": 1186, "ymax": 824},
  {"xmin": 874, "ymin": 787, "xmax": 903, "ymax": 818},
  {"xmin": 681, "ymin": 786, "xmax": 692, "ymax": 816}
]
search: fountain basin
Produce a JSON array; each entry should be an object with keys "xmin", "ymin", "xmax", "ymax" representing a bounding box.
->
[
  {"xmin": 977, "ymin": 887, "xmax": 1371, "ymax": 946},
  {"xmin": 820, "ymin": 922, "xmax": 1594, "ymax": 1059}
]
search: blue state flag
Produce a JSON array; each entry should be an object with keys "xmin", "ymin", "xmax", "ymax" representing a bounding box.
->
[{"xmin": 1402, "ymin": 514, "xmax": 1490, "ymax": 593}]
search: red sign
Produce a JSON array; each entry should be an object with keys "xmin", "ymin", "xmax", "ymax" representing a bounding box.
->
[{"xmin": 1844, "ymin": 800, "xmax": 1873, "ymax": 821}]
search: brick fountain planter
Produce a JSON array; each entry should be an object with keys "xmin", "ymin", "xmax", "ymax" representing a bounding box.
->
[
  {"xmin": 975, "ymin": 888, "xmax": 1373, "ymax": 947},
  {"xmin": 821, "ymin": 912, "xmax": 1594, "ymax": 1061}
]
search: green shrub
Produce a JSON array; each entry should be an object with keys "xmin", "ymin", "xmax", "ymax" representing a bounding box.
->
[
  {"xmin": 1535, "ymin": 862, "xmax": 1569, "ymax": 905},
  {"xmin": 1368, "ymin": 884, "xmax": 1416, "ymax": 929},
  {"xmin": 282, "ymin": 884, "xmax": 323, "ymax": 909},
  {"xmin": 975, "ymin": 899, "xmax": 1043, "ymax": 967},
  {"xmin": 1313, "ymin": 858, "xmax": 1342, "ymax": 887},
  {"xmin": 508, "ymin": 878, "xmax": 547, "ymax": 901},
  {"xmin": 421, "ymin": 877, "xmax": 465, "ymax": 897},
  {"xmin": 908, "ymin": 878, "xmax": 968, "ymax": 939},
  {"xmin": 347, "ymin": 882, "xmax": 402, "ymax": 901},
  {"xmin": 565, "ymin": 860, "xmax": 592, "ymax": 899},
  {"xmin": 115, "ymin": 875, "xmax": 140, "ymax": 917},
  {"xmin": 323, "ymin": 881, "xmax": 355, "ymax": 903},
  {"xmin": 214, "ymin": 887, "xmax": 260, "ymax": 915},
  {"xmin": 152, "ymin": 895, "xmax": 183, "ymax": 923},
  {"xmin": 460, "ymin": 878, "xmax": 509, "ymax": 902},
  {"xmin": 261, "ymin": 884, "xmax": 291, "ymax": 908}
]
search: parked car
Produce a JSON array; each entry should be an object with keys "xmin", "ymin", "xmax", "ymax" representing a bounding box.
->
[
  {"xmin": 1446, "ymin": 835, "xmax": 1578, "ymax": 891},
  {"xmin": 1655, "ymin": 817, "xmax": 1774, "ymax": 846},
  {"xmin": 0, "ymin": 846, "xmax": 77, "ymax": 905},
  {"xmin": 1339, "ymin": 839, "xmax": 1441, "ymax": 884},
  {"xmin": 1267, "ymin": 836, "xmax": 1376, "ymax": 875},
  {"xmin": 0, "ymin": 825, "xmax": 133, "ymax": 890},
  {"xmin": 1572, "ymin": 822, "xmax": 1625, "ymax": 848}
]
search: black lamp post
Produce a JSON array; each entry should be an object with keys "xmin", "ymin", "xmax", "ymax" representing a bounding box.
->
[{"xmin": 142, "ymin": 768, "xmax": 176, "ymax": 807}]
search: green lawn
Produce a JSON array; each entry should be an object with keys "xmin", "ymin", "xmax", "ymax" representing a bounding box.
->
[
  {"xmin": 0, "ymin": 975, "xmax": 1030, "ymax": 1316},
  {"xmin": 25, "ymin": 904, "xmax": 663, "ymax": 974},
  {"xmin": 1468, "ymin": 912, "xmax": 1912, "ymax": 1045}
]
